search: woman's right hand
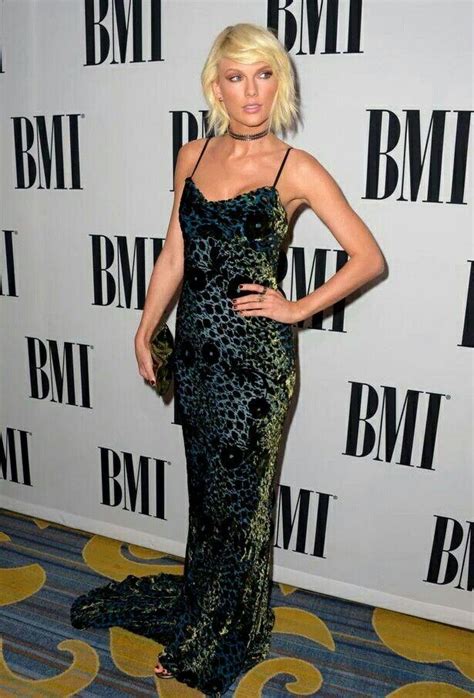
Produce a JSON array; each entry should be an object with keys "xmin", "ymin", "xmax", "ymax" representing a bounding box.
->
[{"xmin": 135, "ymin": 334, "xmax": 161, "ymax": 387}]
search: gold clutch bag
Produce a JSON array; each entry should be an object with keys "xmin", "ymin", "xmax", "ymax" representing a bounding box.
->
[{"xmin": 150, "ymin": 318, "xmax": 175, "ymax": 396}]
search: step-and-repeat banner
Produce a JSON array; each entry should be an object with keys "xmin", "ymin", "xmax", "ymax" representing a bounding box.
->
[{"xmin": 1, "ymin": 1, "xmax": 472, "ymax": 630}]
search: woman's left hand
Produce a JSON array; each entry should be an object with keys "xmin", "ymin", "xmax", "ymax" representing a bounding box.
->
[{"xmin": 232, "ymin": 283, "xmax": 302, "ymax": 324}]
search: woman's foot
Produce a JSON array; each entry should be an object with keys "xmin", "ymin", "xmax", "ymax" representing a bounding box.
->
[{"xmin": 154, "ymin": 657, "xmax": 174, "ymax": 679}]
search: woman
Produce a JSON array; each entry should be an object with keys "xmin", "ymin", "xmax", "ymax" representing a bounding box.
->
[{"xmin": 71, "ymin": 22, "xmax": 384, "ymax": 697}]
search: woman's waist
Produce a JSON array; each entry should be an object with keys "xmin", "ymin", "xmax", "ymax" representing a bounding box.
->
[
  {"xmin": 175, "ymin": 309, "xmax": 295, "ymax": 365},
  {"xmin": 181, "ymin": 265, "xmax": 279, "ymax": 296}
]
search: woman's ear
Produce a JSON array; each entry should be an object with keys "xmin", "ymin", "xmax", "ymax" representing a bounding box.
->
[{"xmin": 212, "ymin": 79, "xmax": 223, "ymax": 102}]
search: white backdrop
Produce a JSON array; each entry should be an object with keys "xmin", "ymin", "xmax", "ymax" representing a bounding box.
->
[{"xmin": 1, "ymin": 0, "xmax": 473, "ymax": 630}]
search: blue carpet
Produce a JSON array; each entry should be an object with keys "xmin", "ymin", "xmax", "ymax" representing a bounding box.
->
[{"xmin": 0, "ymin": 508, "xmax": 472, "ymax": 696}]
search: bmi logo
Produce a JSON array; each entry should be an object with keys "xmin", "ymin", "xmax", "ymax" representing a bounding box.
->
[
  {"xmin": 287, "ymin": 246, "xmax": 349, "ymax": 330},
  {"xmin": 425, "ymin": 516, "xmax": 472, "ymax": 591},
  {"xmin": 26, "ymin": 337, "xmax": 93, "ymax": 408},
  {"xmin": 344, "ymin": 382, "xmax": 449, "ymax": 469},
  {"xmin": 268, "ymin": 2, "xmax": 364, "ymax": 55},
  {"xmin": 460, "ymin": 259, "xmax": 474, "ymax": 348},
  {"xmin": 0, "ymin": 427, "xmax": 32, "ymax": 486},
  {"xmin": 12, "ymin": 114, "xmax": 83, "ymax": 189},
  {"xmin": 0, "ymin": 230, "xmax": 17, "ymax": 297},
  {"xmin": 100, "ymin": 446, "xmax": 168, "ymax": 518},
  {"xmin": 84, "ymin": 0, "xmax": 163, "ymax": 65},
  {"xmin": 274, "ymin": 485, "xmax": 332, "ymax": 557},
  {"xmin": 364, "ymin": 109, "xmax": 472, "ymax": 204},
  {"xmin": 90, "ymin": 234, "xmax": 163, "ymax": 309}
]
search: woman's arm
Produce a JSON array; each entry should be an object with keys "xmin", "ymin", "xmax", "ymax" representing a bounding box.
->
[
  {"xmin": 233, "ymin": 148, "xmax": 386, "ymax": 324},
  {"xmin": 135, "ymin": 144, "xmax": 193, "ymax": 345},
  {"xmin": 134, "ymin": 142, "xmax": 194, "ymax": 383},
  {"xmin": 291, "ymin": 149, "xmax": 386, "ymax": 323}
]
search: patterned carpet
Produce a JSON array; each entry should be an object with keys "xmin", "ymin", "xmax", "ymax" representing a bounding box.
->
[{"xmin": 0, "ymin": 508, "xmax": 472, "ymax": 697}]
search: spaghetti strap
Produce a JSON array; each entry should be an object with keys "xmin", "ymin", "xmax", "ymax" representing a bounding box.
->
[
  {"xmin": 273, "ymin": 147, "xmax": 293, "ymax": 187},
  {"xmin": 190, "ymin": 137, "xmax": 211, "ymax": 178}
]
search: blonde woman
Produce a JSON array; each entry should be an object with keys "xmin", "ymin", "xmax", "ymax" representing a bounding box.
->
[{"xmin": 71, "ymin": 22, "xmax": 384, "ymax": 697}]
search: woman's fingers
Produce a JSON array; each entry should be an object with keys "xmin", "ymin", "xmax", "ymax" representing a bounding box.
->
[
  {"xmin": 147, "ymin": 356, "xmax": 161, "ymax": 384},
  {"xmin": 136, "ymin": 346, "xmax": 160, "ymax": 385},
  {"xmin": 234, "ymin": 288, "xmax": 283, "ymax": 311},
  {"xmin": 234, "ymin": 291, "xmax": 270, "ymax": 306}
]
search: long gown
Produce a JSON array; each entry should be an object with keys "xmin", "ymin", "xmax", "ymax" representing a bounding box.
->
[{"xmin": 70, "ymin": 136, "xmax": 297, "ymax": 697}]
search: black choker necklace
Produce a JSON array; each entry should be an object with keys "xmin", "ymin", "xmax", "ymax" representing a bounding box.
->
[{"xmin": 227, "ymin": 127, "xmax": 270, "ymax": 141}]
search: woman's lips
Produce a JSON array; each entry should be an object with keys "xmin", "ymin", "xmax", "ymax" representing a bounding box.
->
[{"xmin": 243, "ymin": 104, "xmax": 261, "ymax": 112}]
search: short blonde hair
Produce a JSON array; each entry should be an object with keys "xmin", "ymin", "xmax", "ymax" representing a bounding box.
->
[{"xmin": 201, "ymin": 23, "xmax": 298, "ymax": 136}]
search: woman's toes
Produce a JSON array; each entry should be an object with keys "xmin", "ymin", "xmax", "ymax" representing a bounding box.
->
[{"xmin": 154, "ymin": 661, "xmax": 172, "ymax": 676}]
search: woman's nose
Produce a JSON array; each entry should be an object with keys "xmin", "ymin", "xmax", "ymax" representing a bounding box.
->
[{"xmin": 246, "ymin": 82, "xmax": 257, "ymax": 96}]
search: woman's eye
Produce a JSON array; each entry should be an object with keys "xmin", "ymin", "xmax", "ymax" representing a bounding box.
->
[{"xmin": 229, "ymin": 71, "xmax": 272, "ymax": 82}]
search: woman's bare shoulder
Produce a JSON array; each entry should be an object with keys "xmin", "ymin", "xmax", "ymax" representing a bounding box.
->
[
  {"xmin": 285, "ymin": 144, "xmax": 321, "ymax": 164},
  {"xmin": 179, "ymin": 136, "xmax": 208, "ymax": 158},
  {"xmin": 175, "ymin": 137, "xmax": 209, "ymax": 177},
  {"xmin": 278, "ymin": 145, "xmax": 343, "ymax": 210},
  {"xmin": 285, "ymin": 145, "xmax": 336, "ymax": 183},
  {"xmin": 274, "ymin": 142, "xmax": 322, "ymax": 169}
]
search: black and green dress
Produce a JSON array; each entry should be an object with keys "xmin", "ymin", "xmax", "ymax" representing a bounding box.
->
[{"xmin": 71, "ymin": 136, "xmax": 297, "ymax": 697}]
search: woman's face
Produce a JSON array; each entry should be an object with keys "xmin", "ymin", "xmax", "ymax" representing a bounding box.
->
[{"xmin": 213, "ymin": 58, "xmax": 278, "ymax": 130}]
